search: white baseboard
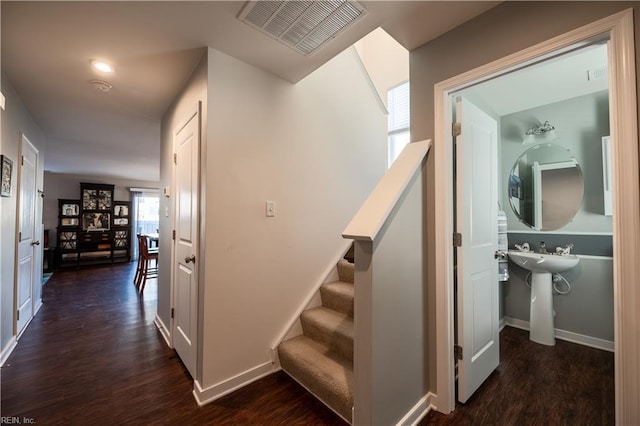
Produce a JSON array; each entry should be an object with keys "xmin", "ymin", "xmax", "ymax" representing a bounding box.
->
[
  {"xmin": 503, "ymin": 316, "xmax": 614, "ymax": 352},
  {"xmin": 193, "ymin": 361, "xmax": 275, "ymax": 406},
  {"xmin": 154, "ymin": 315, "xmax": 172, "ymax": 348},
  {"xmin": 499, "ymin": 316, "xmax": 506, "ymax": 331},
  {"xmin": 395, "ymin": 392, "xmax": 435, "ymax": 426},
  {"xmin": 1, "ymin": 337, "xmax": 18, "ymax": 367},
  {"xmin": 34, "ymin": 298, "xmax": 43, "ymax": 315}
]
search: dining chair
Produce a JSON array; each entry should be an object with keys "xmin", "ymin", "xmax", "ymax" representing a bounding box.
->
[{"xmin": 134, "ymin": 234, "xmax": 158, "ymax": 292}]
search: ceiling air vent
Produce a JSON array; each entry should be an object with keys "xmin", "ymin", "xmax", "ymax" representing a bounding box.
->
[{"xmin": 239, "ymin": 0, "xmax": 367, "ymax": 56}]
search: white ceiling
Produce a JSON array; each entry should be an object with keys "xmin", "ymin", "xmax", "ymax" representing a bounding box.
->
[
  {"xmin": 1, "ymin": 1, "xmax": 499, "ymax": 182},
  {"xmin": 461, "ymin": 42, "xmax": 609, "ymax": 117}
]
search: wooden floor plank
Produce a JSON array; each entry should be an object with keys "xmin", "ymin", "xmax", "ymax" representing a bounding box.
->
[
  {"xmin": 1, "ymin": 263, "xmax": 345, "ymax": 425},
  {"xmin": 2, "ymin": 262, "xmax": 614, "ymax": 425},
  {"xmin": 421, "ymin": 326, "xmax": 615, "ymax": 425}
]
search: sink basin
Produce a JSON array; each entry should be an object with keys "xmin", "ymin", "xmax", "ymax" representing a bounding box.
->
[
  {"xmin": 508, "ymin": 250, "xmax": 580, "ymax": 346},
  {"xmin": 508, "ymin": 250, "xmax": 579, "ymax": 273}
]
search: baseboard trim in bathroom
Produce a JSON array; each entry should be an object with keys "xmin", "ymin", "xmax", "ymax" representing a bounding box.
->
[
  {"xmin": 503, "ymin": 317, "xmax": 614, "ymax": 352},
  {"xmin": 499, "ymin": 317, "xmax": 507, "ymax": 331}
]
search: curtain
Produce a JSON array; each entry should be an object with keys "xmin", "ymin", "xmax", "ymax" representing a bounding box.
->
[
  {"xmin": 129, "ymin": 188, "xmax": 160, "ymax": 260},
  {"xmin": 130, "ymin": 191, "xmax": 142, "ymax": 260}
]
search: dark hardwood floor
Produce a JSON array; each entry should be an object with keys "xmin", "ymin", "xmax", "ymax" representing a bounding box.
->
[
  {"xmin": 1, "ymin": 262, "xmax": 614, "ymax": 425},
  {"xmin": 1, "ymin": 262, "xmax": 345, "ymax": 425},
  {"xmin": 421, "ymin": 326, "xmax": 615, "ymax": 426}
]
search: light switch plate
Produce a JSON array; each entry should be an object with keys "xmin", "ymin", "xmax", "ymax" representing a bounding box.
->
[{"xmin": 266, "ymin": 201, "xmax": 276, "ymax": 217}]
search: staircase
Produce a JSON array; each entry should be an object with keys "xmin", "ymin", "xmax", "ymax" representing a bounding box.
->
[{"xmin": 278, "ymin": 258, "xmax": 354, "ymax": 423}]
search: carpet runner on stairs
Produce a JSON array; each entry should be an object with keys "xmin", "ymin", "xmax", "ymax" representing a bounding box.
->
[{"xmin": 278, "ymin": 259, "xmax": 354, "ymax": 423}]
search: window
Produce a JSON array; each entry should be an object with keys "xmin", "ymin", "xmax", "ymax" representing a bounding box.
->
[
  {"xmin": 387, "ymin": 81, "xmax": 410, "ymax": 167},
  {"xmin": 130, "ymin": 190, "xmax": 160, "ymax": 260},
  {"xmin": 135, "ymin": 195, "xmax": 159, "ymax": 235}
]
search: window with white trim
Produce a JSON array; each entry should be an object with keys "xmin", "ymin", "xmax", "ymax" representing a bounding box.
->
[{"xmin": 387, "ymin": 81, "xmax": 410, "ymax": 168}]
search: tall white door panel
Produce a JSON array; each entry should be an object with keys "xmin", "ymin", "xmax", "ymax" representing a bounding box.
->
[{"xmin": 455, "ymin": 97, "xmax": 500, "ymax": 403}]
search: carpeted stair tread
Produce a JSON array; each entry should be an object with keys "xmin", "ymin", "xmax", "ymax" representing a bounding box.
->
[
  {"xmin": 301, "ymin": 306, "xmax": 353, "ymax": 362},
  {"xmin": 279, "ymin": 335, "xmax": 353, "ymax": 422},
  {"xmin": 320, "ymin": 281, "xmax": 354, "ymax": 317},
  {"xmin": 337, "ymin": 259, "xmax": 354, "ymax": 284}
]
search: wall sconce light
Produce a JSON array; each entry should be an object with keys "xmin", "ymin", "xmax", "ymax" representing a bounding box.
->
[{"xmin": 523, "ymin": 121, "xmax": 557, "ymax": 143}]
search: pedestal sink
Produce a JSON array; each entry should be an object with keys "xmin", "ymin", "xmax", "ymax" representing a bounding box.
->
[{"xmin": 508, "ymin": 250, "xmax": 579, "ymax": 346}]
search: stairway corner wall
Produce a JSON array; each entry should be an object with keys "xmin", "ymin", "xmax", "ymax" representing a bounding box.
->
[
  {"xmin": 353, "ymin": 164, "xmax": 428, "ymax": 425},
  {"xmin": 196, "ymin": 46, "xmax": 387, "ymax": 395}
]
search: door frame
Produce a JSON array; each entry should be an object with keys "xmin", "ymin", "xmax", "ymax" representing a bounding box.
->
[{"xmin": 433, "ymin": 9, "xmax": 638, "ymax": 422}]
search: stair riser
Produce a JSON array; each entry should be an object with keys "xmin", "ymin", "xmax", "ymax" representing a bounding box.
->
[
  {"xmin": 320, "ymin": 287, "xmax": 354, "ymax": 317},
  {"xmin": 278, "ymin": 343, "xmax": 353, "ymax": 423},
  {"xmin": 337, "ymin": 260, "xmax": 354, "ymax": 284},
  {"xmin": 276, "ymin": 259, "xmax": 355, "ymax": 424},
  {"xmin": 301, "ymin": 314, "xmax": 353, "ymax": 362}
]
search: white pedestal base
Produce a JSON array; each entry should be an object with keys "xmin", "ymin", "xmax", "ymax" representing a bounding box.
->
[{"xmin": 529, "ymin": 271, "xmax": 555, "ymax": 346}]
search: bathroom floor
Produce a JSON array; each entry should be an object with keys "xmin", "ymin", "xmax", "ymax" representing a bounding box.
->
[{"xmin": 421, "ymin": 326, "xmax": 614, "ymax": 425}]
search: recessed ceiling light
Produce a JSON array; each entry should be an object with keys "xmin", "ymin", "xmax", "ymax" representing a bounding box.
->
[{"xmin": 91, "ymin": 60, "xmax": 113, "ymax": 73}]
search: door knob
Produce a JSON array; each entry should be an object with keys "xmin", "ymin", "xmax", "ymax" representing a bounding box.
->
[
  {"xmin": 494, "ymin": 250, "xmax": 507, "ymax": 260},
  {"xmin": 185, "ymin": 255, "xmax": 196, "ymax": 264},
  {"xmin": 32, "ymin": 240, "xmax": 41, "ymax": 246}
]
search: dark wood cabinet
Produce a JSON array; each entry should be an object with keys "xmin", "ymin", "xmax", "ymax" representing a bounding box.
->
[
  {"xmin": 112, "ymin": 201, "xmax": 132, "ymax": 262},
  {"xmin": 56, "ymin": 183, "xmax": 131, "ymax": 268},
  {"xmin": 57, "ymin": 199, "xmax": 81, "ymax": 267}
]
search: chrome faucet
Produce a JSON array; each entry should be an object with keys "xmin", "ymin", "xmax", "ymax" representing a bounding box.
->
[
  {"xmin": 539, "ymin": 241, "xmax": 547, "ymax": 254},
  {"xmin": 555, "ymin": 243, "xmax": 574, "ymax": 255}
]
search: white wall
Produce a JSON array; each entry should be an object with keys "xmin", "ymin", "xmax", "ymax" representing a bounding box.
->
[
  {"xmin": 198, "ymin": 47, "xmax": 386, "ymax": 391},
  {"xmin": 1, "ymin": 73, "xmax": 46, "ymax": 355},
  {"xmin": 158, "ymin": 50, "xmax": 208, "ymax": 347},
  {"xmin": 355, "ymin": 28, "xmax": 409, "ymax": 108},
  {"xmin": 42, "ymin": 172, "xmax": 159, "ymax": 247},
  {"xmin": 352, "ymin": 164, "xmax": 426, "ymax": 425}
]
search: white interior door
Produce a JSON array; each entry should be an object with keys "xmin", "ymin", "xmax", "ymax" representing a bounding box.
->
[
  {"xmin": 16, "ymin": 135, "xmax": 40, "ymax": 336},
  {"xmin": 455, "ymin": 97, "xmax": 499, "ymax": 403},
  {"xmin": 172, "ymin": 104, "xmax": 200, "ymax": 378}
]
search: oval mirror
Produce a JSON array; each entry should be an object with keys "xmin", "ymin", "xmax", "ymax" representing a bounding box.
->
[{"xmin": 508, "ymin": 143, "xmax": 584, "ymax": 231}]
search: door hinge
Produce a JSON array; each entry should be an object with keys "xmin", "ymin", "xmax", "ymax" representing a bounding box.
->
[
  {"xmin": 173, "ymin": 153, "xmax": 177, "ymax": 165},
  {"xmin": 172, "ymin": 230, "xmax": 176, "ymax": 240},
  {"xmin": 454, "ymin": 344, "xmax": 463, "ymax": 360},
  {"xmin": 17, "ymin": 311, "xmax": 20, "ymax": 321},
  {"xmin": 171, "ymin": 308, "xmax": 175, "ymax": 319},
  {"xmin": 452, "ymin": 122, "xmax": 462, "ymax": 137},
  {"xmin": 453, "ymin": 232, "xmax": 462, "ymax": 247},
  {"xmin": 21, "ymin": 155, "xmax": 25, "ymax": 166}
]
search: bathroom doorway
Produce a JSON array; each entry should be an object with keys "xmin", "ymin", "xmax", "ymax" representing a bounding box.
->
[
  {"xmin": 454, "ymin": 40, "xmax": 612, "ymax": 401},
  {"xmin": 433, "ymin": 10, "xmax": 639, "ymax": 420}
]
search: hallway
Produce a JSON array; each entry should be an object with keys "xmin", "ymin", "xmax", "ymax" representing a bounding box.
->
[
  {"xmin": 1, "ymin": 262, "xmax": 344, "ymax": 425},
  {"xmin": 2, "ymin": 261, "xmax": 615, "ymax": 425}
]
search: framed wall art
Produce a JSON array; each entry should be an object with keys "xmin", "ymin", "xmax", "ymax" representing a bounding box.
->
[{"xmin": 1, "ymin": 155, "xmax": 13, "ymax": 197}]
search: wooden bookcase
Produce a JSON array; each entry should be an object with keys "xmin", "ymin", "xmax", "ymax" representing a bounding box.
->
[
  {"xmin": 57, "ymin": 199, "xmax": 81, "ymax": 268},
  {"xmin": 55, "ymin": 183, "xmax": 132, "ymax": 268},
  {"xmin": 112, "ymin": 201, "xmax": 132, "ymax": 262}
]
